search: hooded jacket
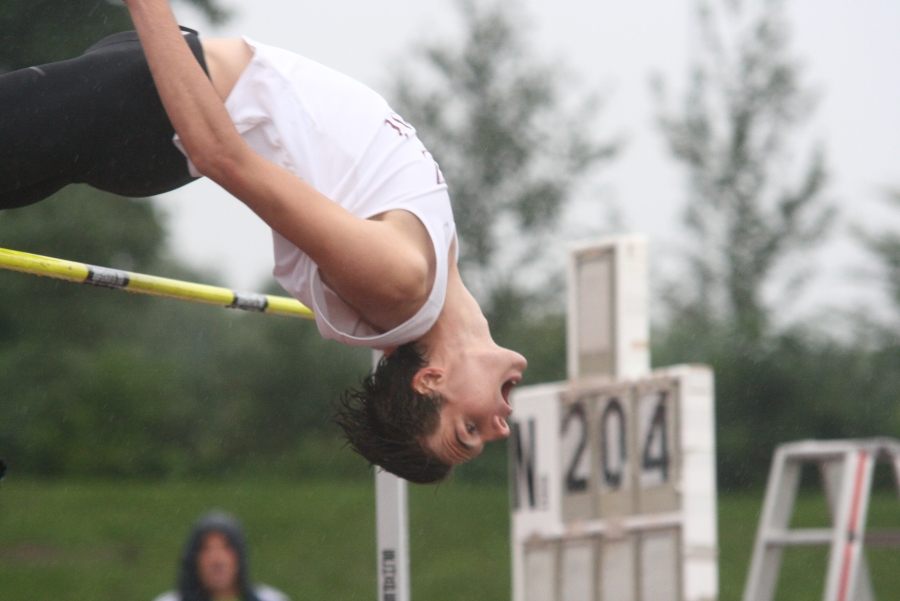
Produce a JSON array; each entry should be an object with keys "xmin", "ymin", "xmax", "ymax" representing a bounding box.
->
[{"xmin": 153, "ymin": 512, "xmax": 288, "ymax": 601}]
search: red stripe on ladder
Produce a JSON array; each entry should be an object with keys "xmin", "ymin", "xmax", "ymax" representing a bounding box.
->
[{"xmin": 836, "ymin": 450, "xmax": 868, "ymax": 601}]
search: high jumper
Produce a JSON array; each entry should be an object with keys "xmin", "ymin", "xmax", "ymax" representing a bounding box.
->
[{"xmin": 0, "ymin": 0, "xmax": 526, "ymax": 483}]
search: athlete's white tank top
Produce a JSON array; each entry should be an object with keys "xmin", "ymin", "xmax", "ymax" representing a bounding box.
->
[{"xmin": 176, "ymin": 38, "xmax": 455, "ymax": 349}]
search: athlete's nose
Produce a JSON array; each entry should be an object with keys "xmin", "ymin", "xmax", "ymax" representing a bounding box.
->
[{"xmin": 511, "ymin": 349, "xmax": 528, "ymax": 371}]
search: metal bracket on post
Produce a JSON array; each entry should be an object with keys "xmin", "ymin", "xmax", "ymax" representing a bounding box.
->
[{"xmin": 373, "ymin": 350, "xmax": 411, "ymax": 601}]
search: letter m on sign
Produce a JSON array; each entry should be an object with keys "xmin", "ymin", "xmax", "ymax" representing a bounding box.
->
[{"xmin": 511, "ymin": 419, "xmax": 537, "ymax": 509}]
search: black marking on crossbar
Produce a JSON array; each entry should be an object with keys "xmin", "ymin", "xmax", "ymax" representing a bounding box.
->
[
  {"xmin": 86, "ymin": 266, "xmax": 130, "ymax": 289},
  {"xmin": 230, "ymin": 291, "xmax": 268, "ymax": 312}
]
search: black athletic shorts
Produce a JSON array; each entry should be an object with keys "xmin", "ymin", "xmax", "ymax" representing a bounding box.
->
[{"xmin": 0, "ymin": 28, "xmax": 209, "ymax": 209}]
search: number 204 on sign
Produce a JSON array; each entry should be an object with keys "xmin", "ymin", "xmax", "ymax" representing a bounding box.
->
[{"xmin": 558, "ymin": 376, "xmax": 680, "ymax": 522}]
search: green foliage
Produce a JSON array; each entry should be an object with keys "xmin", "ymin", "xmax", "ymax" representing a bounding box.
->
[
  {"xmin": 391, "ymin": 0, "xmax": 617, "ymax": 317},
  {"xmin": 494, "ymin": 312, "xmax": 566, "ymax": 386},
  {"xmin": 0, "ymin": 186, "xmax": 164, "ymax": 346},
  {"xmin": 0, "ymin": 186, "xmax": 372, "ymax": 479},
  {"xmin": 857, "ymin": 189, "xmax": 900, "ymax": 317},
  {"xmin": 655, "ymin": 323, "xmax": 900, "ymax": 489},
  {"xmin": 0, "ymin": 0, "xmax": 228, "ymax": 73},
  {"xmin": 207, "ymin": 298, "xmax": 372, "ymax": 454}
]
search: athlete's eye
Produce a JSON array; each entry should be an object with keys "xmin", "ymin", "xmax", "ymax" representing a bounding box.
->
[{"xmin": 465, "ymin": 423, "xmax": 476, "ymax": 435}]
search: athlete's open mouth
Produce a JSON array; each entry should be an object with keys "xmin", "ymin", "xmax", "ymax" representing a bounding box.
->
[{"xmin": 501, "ymin": 378, "xmax": 520, "ymax": 405}]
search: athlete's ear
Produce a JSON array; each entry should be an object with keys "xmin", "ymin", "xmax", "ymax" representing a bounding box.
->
[{"xmin": 412, "ymin": 366, "xmax": 444, "ymax": 396}]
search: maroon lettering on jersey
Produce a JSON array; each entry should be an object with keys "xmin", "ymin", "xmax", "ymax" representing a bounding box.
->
[{"xmin": 385, "ymin": 112, "xmax": 415, "ymax": 138}]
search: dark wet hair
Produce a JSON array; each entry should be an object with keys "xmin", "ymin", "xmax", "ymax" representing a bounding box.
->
[
  {"xmin": 178, "ymin": 512, "xmax": 261, "ymax": 601},
  {"xmin": 334, "ymin": 342, "xmax": 453, "ymax": 484}
]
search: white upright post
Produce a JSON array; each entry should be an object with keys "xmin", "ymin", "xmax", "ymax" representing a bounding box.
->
[
  {"xmin": 567, "ymin": 235, "xmax": 649, "ymax": 381},
  {"xmin": 373, "ymin": 351, "xmax": 411, "ymax": 601},
  {"xmin": 376, "ymin": 470, "xmax": 411, "ymax": 601}
]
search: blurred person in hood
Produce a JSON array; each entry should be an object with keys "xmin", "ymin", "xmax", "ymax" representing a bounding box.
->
[{"xmin": 153, "ymin": 512, "xmax": 288, "ymax": 601}]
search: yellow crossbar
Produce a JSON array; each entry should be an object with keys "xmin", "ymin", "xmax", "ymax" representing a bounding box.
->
[{"xmin": 0, "ymin": 247, "xmax": 314, "ymax": 319}]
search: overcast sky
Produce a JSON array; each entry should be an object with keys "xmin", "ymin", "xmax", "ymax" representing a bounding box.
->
[{"xmin": 160, "ymin": 0, "xmax": 900, "ymax": 323}]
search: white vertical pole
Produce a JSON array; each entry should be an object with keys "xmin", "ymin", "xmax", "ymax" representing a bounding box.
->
[
  {"xmin": 373, "ymin": 350, "xmax": 411, "ymax": 601},
  {"xmin": 377, "ymin": 470, "xmax": 410, "ymax": 601}
]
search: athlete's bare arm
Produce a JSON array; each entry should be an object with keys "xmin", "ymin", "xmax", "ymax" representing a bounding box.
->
[{"xmin": 124, "ymin": 0, "xmax": 436, "ymax": 332}]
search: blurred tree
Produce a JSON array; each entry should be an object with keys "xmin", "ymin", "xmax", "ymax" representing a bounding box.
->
[
  {"xmin": 0, "ymin": 0, "xmax": 228, "ymax": 72},
  {"xmin": 654, "ymin": 0, "xmax": 834, "ymax": 343},
  {"xmin": 390, "ymin": 0, "xmax": 618, "ymax": 332},
  {"xmin": 0, "ymin": 194, "xmax": 370, "ymax": 478},
  {"xmin": 210, "ymin": 285, "xmax": 371, "ymax": 457},
  {"xmin": 653, "ymin": 0, "xmax": 841, "ymax": 488},
  {"xmin": 0, "ymin": 186, "xmax": 166, "ymax": 347},
  {"xmin": 0, "ymin": 187, "xmax": 210, "ymax": 477},
  {"xmin": 854, "ymin": 188, "xmax": 900, "ymax": 444},
  {"xmin": 858, "ymin": 189, "xmax": 900, "ymax": 321}
]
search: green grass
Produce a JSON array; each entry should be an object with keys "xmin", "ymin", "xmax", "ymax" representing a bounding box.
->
[
  {"xmin": 0, "ymin": 479, "xmax": 898, "ymax": 600},
  {"xmin": 0, "ymin": 478, "xmax": 511, "ymax": 601}
]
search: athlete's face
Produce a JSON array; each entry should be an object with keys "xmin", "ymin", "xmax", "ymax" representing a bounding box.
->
[{"xmin": 421, "ymin": 345, "xmax": 527, "ymax": 464}]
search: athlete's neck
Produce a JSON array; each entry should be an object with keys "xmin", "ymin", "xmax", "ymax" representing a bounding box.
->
[{"xmin": 417, "ymin": 266, "xmax": 494, "ymax": 362}]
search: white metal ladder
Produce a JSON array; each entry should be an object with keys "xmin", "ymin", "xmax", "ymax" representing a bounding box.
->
[{"xmin": 742, "ymin": 438, "xmax": 900, "ymax": 601}]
